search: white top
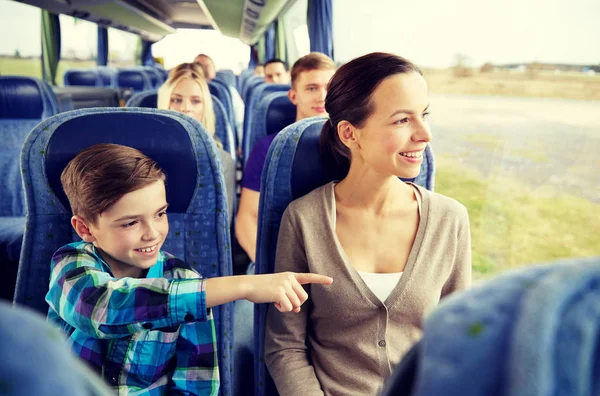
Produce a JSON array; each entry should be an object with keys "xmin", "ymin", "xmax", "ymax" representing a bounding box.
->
[{"xmin": 357, "ymin": 271, "xmax": 404, "ymax": 303}]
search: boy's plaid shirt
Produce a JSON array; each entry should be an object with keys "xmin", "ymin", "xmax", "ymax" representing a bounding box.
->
[{"xmin": 46, "ymin": 241, "xmax": 220, "ymax": 395}]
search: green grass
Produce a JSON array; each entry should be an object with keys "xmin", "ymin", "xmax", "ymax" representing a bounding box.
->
[{"xmin": 435, "ymin": 155, "xmax": 600, "ymax": 279}]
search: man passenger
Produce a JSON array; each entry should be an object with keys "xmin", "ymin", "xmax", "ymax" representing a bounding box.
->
[
  {"xmin": 194, "ymin": 53, "xmax": 216, "ymax": 81},
  {"xmin": 263, "ymin": 58, "xmax": 290, "ymax": 84},
  {"xmin": 236, "ymin": 52, "xmax": 336, "ymax": 262}
]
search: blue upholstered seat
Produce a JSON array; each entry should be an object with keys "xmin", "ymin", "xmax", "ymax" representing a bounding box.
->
[
  {"xmin": 125, "ymin": 90, "xmax": 235, "ymax": 159},
  {"xmin": 13, "ymin": 107, "xmax": 234, "ymax": 395},
  {"xmin": 63, "ymin": 69, "xmax": 102, "ymax": 87},
  {"xmin": 243, "ymin": 84, "xmax": 290, "ymax": 158},
  {"xmin": 112, "ymin": 69, "xmax": 153, "ymax": 93},
  {"xmin": 0, "ymin": 76, "xmax": 59, "ymax": 301},
  {"xmin": 380, "ymin": 256, "xmax": 600, "ymax": 396},
  {"xmin": 244, "ymin": 91, "xmax": 296, "ymax": 164},
  {"xmin": 253, "ymin": 117, "xmax": 435, "ymax": 396}
]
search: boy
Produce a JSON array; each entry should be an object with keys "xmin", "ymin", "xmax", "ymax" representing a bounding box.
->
[
  {"xmin": 236, "ymin": 52, "xmax": 336, "ymax": 262},
  {"xmin": 46, "ymin": 143, "xmax": 332, "ymax": 395}
]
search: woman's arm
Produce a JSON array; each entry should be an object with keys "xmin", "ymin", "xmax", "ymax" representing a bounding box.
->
[{"xmin": 265, "ymin": 208, "xmax": 325, "ymax": 396}]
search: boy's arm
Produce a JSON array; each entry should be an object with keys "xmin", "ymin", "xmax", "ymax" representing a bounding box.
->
[
  {"xmin": 46, "ymin": 246, "xmax": 209, "ymax": 339},
  {"xmin": 171, "ymin": 314, "xmax": 220, "ymax": 395}
]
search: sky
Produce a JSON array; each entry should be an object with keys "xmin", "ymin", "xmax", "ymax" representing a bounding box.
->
[{"xmin": 0, "ymin": 0, "xmax": 598, "ymax": 69}]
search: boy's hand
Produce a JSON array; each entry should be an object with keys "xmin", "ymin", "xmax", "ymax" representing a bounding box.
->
[{"xmin": 245, "ymin": 272, "xmax": 333, "ymax": 313}]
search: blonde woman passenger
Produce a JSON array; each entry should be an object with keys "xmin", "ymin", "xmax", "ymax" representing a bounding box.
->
[
  {"xmin": 158, "ymin": 63, "xmax": 235, "ymax": 221},
  {"xmin": 265, "ymin": 53, "xmax": 472, "ymax": 395}
]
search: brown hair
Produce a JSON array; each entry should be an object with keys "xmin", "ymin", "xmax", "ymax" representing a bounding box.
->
[
  {"xmin": 61, "ymin": 143, "xmax": 166, "ymax": 223},
  {"xmin": 320, "ymin": 52, "xmax": 422, "ymax": 169},
  {"xmin": 290, "ymin": 52, "xmax": 336, "ymax": 88}
]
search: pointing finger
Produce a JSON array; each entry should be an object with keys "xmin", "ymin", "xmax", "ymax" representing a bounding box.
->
[{"xmin": 294, "ymin": 273, "xmax": 333, "ymax": 285}]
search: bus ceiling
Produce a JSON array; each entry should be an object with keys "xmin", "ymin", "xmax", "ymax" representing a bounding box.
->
[
  {"xmin": 14, "ymin": 0, "xmax": 297, "ymax": 44},
  {"xmin": 199, "ymin": 0, "xmax": 298, "ymax": 45}
]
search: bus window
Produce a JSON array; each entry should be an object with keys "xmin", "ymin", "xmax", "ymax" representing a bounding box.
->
[
  {"xmin": 281, "ymin": 0, "xmax": 309, "ymax": 65},
  {"xmin": 0, "ymin": 0, "xmax": 41, "ymax": 79},
  {"xmin": 332, "ymin": 0, "xmax": 600, "ymax": 281},
  {"xmin": 57, "ymin": 15, "xmax": 97, "ymax": 85},
  {"xmin": 108, "ymin": 27, "xmax": 138, "ymax": 68},
  {"xmin": 153, "ymin": 29, "xmax": 249, "ymax": 73}
]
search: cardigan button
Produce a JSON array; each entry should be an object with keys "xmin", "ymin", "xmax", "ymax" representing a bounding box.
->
[{"xmin": 378, "ymin": 340, "xmax": 387, "ymax": 347}]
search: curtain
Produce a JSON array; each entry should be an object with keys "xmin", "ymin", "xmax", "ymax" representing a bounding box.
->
[
  {"xmin": 41, "ymin": 10, "xmax": 61, "ymax": 85},
  {"xmin": 97, "ymin": 27, "xmax": 108, "ymax": 66},
  {"xmin": 307, "ymin": 0, "xmax": 334, "ymax": 58}
]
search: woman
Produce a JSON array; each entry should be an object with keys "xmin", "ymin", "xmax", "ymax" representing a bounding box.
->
[
  {"xmin": 265, "ymin": 52, "xmax": 472, "ymax": 395},
  {"xmin": 157, "ymin": 63, "xmax": 235, "ymax": 222}
]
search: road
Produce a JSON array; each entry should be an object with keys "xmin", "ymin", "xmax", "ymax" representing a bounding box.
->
[{"xmin": 428, "ymin": 94, "xmax": 600, "ymax": 203}]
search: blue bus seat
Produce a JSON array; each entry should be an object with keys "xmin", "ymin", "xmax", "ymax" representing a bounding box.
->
[
  {"xmin": 242, "ymin": 75, "xmax": 263, "ymax": 104},
  {"xmin": 253, "ymin": 117, "xmax": 436, "ymax": 396},
  {"xmin": 209, "ymin": 80, "xmax": 236, "ymax": 135},
  {"xmin": 125, "ymin": 89, "xmax": 158, "ymax": 108},
  {"xmin": 96, "ymin": 67, "xmax": 116, "ymax": 87},
  {"xmin": 13, "ymin": 107, "xmax": 233, "ymax": 395},
  {"xmin": 216, "ymin": 70, "xmax": 236, "ymax": 88},
  {"xmin": 380, "ymin": 256, "xmax": 600, "ymax": 396},
  {"xmin": 243, "ymin": 83, "xmax": 289, "ymax": 150},
  {"xmin": 125, "ymin": 90, "xmax": 235, "ymax": 159},
  {"xmin": 244, "ymin": 92, "xmax": 296, "ymax": 164},
  {"xmin": 112, "ymin": 69, "xmax": 153, "ymax": 93},
  {"xmin": 0, "ymin": 76, "xmax": 59, "ymax": 301},
  {"xmin": 63, "ymin": 69, "xmax": 102, "ymax": 87},
  {"xmin": 141, "ymin": 66, "xmax": 162, "ymax": 88},
  {"xmin": 238, "ymin": 69, "xmax": 254, "ymax": 94}
]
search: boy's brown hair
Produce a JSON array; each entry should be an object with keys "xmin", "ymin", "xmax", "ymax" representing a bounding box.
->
[
  {"xmin": 61, "ymin": 143, "xmax": 166, "ymax": 224},
  {"xmin": 290, "ymin": 52, "xmax": 336, "ymax": 88}
]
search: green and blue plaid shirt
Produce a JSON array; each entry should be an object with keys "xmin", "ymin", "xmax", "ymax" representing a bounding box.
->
[{"xmin": 46, "ymin": 241, "xmax": 220, "ymax": 395}]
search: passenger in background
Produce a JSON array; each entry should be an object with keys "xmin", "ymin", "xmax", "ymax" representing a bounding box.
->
[
  {"xmin": 265, "ymin": 53, "xmax": 472, "ymax": 395},
  {"xmin": 253, "ymin": 64, "xmax": 265, "ymax": 77},
  {"xmin": 263, "ymin": 58, "xmax": 290, "ymax": 84},
  {"xmin": 194, "ymin": 53, "xmax": 245, "ymax": 144},
  {"xmin": 193, "ymin": 53, "xmax": 216, "ymax": 81},
  {"xmin": 158, "ymin": 62, "xmax": 235, "ymax": 222},
  {"xmin": 47, "ymin": 144, "xmax": 333, "ymax": 395},
  {"xmin": 236, "ymin": 52, "xmax": 336, "ymax": 262}
]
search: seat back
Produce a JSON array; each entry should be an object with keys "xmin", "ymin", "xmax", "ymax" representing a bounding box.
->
[
  {"xmin": 125, "ymin": 89, "xmax": 159, "ymax": 108},
  {"xmin": 380, "ymin": 256, "xmax": 600, "ymax": 396},
  {"xmin": 244, "ymin": 92, "xmax": 295, "ymax": 164},
  {"xmin": 238, "ymin": 69, "xmax": 254, "ymax": 94},
  {"xmin": 63, "ymin": 69, "xmax": 102, "ymax": 87},
  {"xmin": 242, "ymin": 76, "xmax": 263, "ymax": 104},
  {"xmin": 14, "ymin": 107, "xmax": 233, "ymax": 395},
  {"xmin": 216, "ymin": 70, "xmax": 236, "ymax": 88},
  {"xmin": 124, "ymin": 90, "xmax": 235, "ymax": 158},
  {"xmin": 209, "ymin": 80, "xmax": 235, "ymax": 132},
  {"xmin": 243, "ymin": 83, "xmax": 290, "ymax": 149},
  {"xmin": 112, "ymin": 69, "xmax": 153, "ymax": 93},
  {"xmin": 253, "ymin": 117, "xmax": 436, "ymax": 396},
  {"xmin": 141, "ymin": 66, "xmax": 162, "ymax": 88},
  {"xmin": 95, "ymin": 67, "xmax": 116, "ymax": 87},
  {"xmin": 0, "ymin": 76, "xmax": 59, "ymax": 216}
]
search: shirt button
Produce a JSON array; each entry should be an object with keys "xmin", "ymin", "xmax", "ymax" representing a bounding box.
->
[
  {"xmin": 110, "ymin": 376, "xmax": 118, "ymax": 385},
  {"xmin": 184, "ymin": 313, "xmax": 194, "ymax": 322},
  {"xmin": 378, "ymin": 340, "xmax": 387, "ymax": 347},
  {"xmin": 142, "ymin": 323, "xmax": 153, "ymax": 329}
]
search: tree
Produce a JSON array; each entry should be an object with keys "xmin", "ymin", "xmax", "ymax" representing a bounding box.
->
[
  {"xmin": 14, "ymin": 49, "xmax": 22, "ymax": 58},
  {"xmin": 453, "ymin": 53, "xmax": 473, "ymax": 78}
]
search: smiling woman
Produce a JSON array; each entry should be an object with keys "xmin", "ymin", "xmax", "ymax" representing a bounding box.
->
[{"xmin": 265, "ymin": 52, "xmax": 472, "ymax": 395}]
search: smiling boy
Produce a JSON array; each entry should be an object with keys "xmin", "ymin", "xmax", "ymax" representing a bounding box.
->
[{"xmin": 46, "ymin": 143, "xmax": 332, "ymax": 395}]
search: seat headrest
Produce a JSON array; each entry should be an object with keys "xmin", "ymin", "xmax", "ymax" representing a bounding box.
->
[
  {"xmin": 114, "ymin": 69, "xmax": 151, "ymax": 92},
  {"xmin": 96, "ymin": 67, "xmax": 115, "ymax": 87},
  {"xmin": 265, "ymin": 94, "xmax": 296, "ymax": 136},
  {"xmin": 290, "ymin": 118, "xmax": 347, "ymax": 199},
  {"xmin": 63, "ymin": 69, "xmax": 100, "ymax": 87},
  {"xmin": 45, "ymin": 109, "xmax": 197, "ymax": 213},
  {"xmin": 125, "ymin": 90, "xmax": 158, "ymax": 108},
  {"xmin": 0, "ymin": 76, "xmax": 58, "ymax": 119}
]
